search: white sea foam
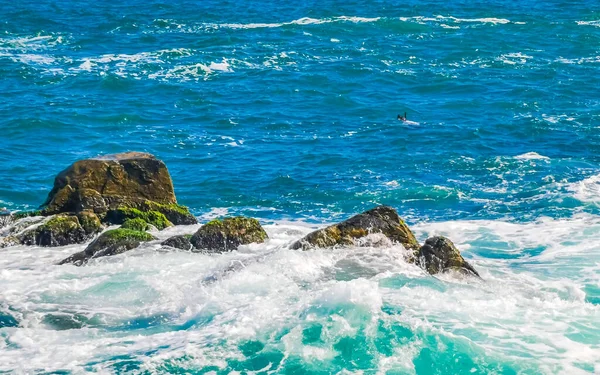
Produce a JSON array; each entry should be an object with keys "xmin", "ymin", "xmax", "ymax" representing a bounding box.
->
[
  {"xmin": 1, "ymin": 215, "xmax": 599, "ymax": 372},
  {"xmin": 567, "ymin": 173, "xmax": 600, "ymax": 205},
  {"xmin": 497, "ymin": 52, "xmax": 533, "ymax": 65},
  {"xmin": 399, "ymin": 15, "xmax": 517, "ymax": 26},
  {"xmin": 216, "ymin": 16, "xmax": 380, "ymax": 30},
  {"xmin": 514, "ymin": 152, "xmax": 550, "ymax": 161},
  {"xmin": 576, "ymin": 20, "xmax": 600, "ymax": 27}
]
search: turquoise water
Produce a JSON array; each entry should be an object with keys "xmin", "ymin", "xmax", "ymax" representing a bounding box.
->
[{"xmin": 1, "ymin": 1, "xmax": 600, "ymax": 373}]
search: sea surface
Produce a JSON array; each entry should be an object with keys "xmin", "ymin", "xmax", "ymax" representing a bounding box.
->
[{"xmin": 1, "ymin": 0, "xmax": 600, "ymax": 373}]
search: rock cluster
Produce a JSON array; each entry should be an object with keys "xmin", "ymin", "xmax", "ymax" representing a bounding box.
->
[
  {"xmin": 291, "ymin": 205, "xmax": 479, "ymax": 277},
  {"xmin": 1, "ymin": 152, "xmax": 478, "ymax": 277}
]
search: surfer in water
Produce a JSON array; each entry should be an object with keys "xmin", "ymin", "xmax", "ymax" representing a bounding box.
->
[{"xmin": 397, "ymin": 112, "xmax": 407, "ymax": 122}]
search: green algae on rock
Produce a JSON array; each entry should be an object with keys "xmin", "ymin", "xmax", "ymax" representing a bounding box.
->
[
  {"xmin": 138, "ymin": 201, "xmax": 197, "ymax": 225},
  {"xmin": 415, "ymin": 236, "xmax": 480, "ymax": 277},
  {"xmin": 59, "ymin": 228, "xmax": 157, "ymax": 266},
  {"xmin": 190, "ymin": 217, "xmax": 268, "ymax": 252},
  {"xmin": 291, "ymin": 206, "xmax": 419, "ymax": 251},
  {"xmin": 105, "ymin": 207, "xmax": 172, "ymax": 230},
  {"xmin": 19, "ymin": 213, "xmax": 103, "ymax": 247},
  {"xmin": 120, "ymin": 218, "xmax": 150, "ymax": 232}
]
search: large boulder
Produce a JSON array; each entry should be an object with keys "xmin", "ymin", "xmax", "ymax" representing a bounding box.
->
[
  {"xmin": 42, "ymin": 152, "xmax": 177, "ymax": 215},
  {"xmin": 190, "ymin": 217, "xmax": 268, "ymax": 252},
  {"xmin": 415, "ymin": 236, "xmax": 479, "ymax": 277},
  {"xmin": 59, "ymin": 228, "xmax": 156, "ymax": 265},
  {"xmin": 291, "ymin": 206, "xmax": 419, "ymax": 251},
  {"xmin": 19, "ymin": 213, "xmax": 102, "ymax": 247}
]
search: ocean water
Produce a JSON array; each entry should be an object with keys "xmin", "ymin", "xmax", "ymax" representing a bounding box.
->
[{"xmin": 1, "ymin": 0, "xmax": 600, "ymax": 373}]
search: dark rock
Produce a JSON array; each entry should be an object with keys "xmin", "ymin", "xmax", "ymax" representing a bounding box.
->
[
  {"xmin": 59, "ymin": 228, "xmax": 157, "ymax": 266},
  {"xmin": 161, "ymin": 235, "xmax": 193, "ymax": 250},
  {"xmin": 291, "ymin": 206, "xmax": 419, "ymax": 251},
  {"xmin": 190, "ymin": 217, "xmax": 268, "ymax": 252},
  {"xmin": 42, "ymin": 152, "xmax": 177, "ymax": 215},
  {"xmin": 416, "ymin": 236, "xmax": 479, "ymax": 277},
  {"xmin": 19, "ymin": 214, "xmax": 102, "ymax": 247}
]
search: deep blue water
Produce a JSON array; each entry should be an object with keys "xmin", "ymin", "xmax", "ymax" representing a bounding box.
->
[
  {"xmin": 2, "ymin": 0, "xmax": 600, "ymax": 223},
  {"xmin": 1, "ymin": 1, "xmax": 600, "ymax": 374}
]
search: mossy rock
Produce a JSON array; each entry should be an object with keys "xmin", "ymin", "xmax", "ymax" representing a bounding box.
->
[
  {"xmin": 59, "ymin": 228, "xmax": 157, "ymax": 266},
  {"xmin": 105, "ymin": 207, "xmax": 172, "ymax": 230},
  {"xmin": 121, "ymin": 218, "xmax": 149, "ymax": 232},
  {"xmin": 291, "ymin": 206, "xmax": 419, "ymax": 251},
  {"xmin": 161, "ymin": 234, "xmax": 193, "ymax": 250},
  {"xmin": 139, "ymin": 201, "xmax": 197, "ymax": 225},
  {"xmin": 41, "ymin": 152, "xmax": 177, "ymax": 215},
  {"xmin": 77, "ymin": 211, "xmax": 103, "ymax": 235},
  {"xmin": 190, "ymin": 217, "xmax": 268, "ymax": 253},
  {"xmin": 415, "ymin": 236, "xmax": 480, "ymax": 277},
  {"xmin": 19, "ymin": 214, "xmax": 101, "ymax": 247}
]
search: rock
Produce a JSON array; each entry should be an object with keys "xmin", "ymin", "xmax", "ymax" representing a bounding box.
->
[
  {"xmin": 105, "ymin": 207, "xmax": 172, "ymax": 230},
  {"xmin": 161, "ymin": 235, "xmax": 193, "ymax": 250},
  {"xmin": 138, "ymin": 200, "xmax": 197, "ymax": 225},
  {"xmin": 291, "ymin": 206, "xmax": 419, "ymax": 251},
  {"xmin": 415, "ymin": 236, "xmax": 479, "ymax": 277},
  {"xmin": 190, "ymin": 217, "xmax": 268, "ymax": 252},
  {"xmin": 120, "ymin": 218, "xmax": 150, "ymax": 232},
  {"xmin": 42, "ymin": 152, "xmax": 177, "ymax": 215},
  {"xmin": 59, "ymin": 228, "xmax": 157, "ymax": 265},
  {"xmin": 77, "ymin": 211, "xmax": 103, "ymax": 235},
  {"xmin": 19, "ymin": 214, "xmax": 102, "ymax": 247}
]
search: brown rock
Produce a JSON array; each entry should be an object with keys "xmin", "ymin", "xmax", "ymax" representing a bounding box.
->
[
  {"xmin": 42, "ymin": 152, "xmax": 177, "ymax": 215},
  {"xmin": 291, "ymin": 206, "xmax": 419, "ymax": 251}
]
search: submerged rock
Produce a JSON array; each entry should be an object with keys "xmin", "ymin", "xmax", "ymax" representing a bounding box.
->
[
  {"xmin": 415, "ymin": 236, "xmax": 479, "ymax": 277},
  {"xmin": 19, "ymin": 213, "xmax": 102, "ymax": 247},
  {"xmin": 59, "ymin": 228, "xmax": 157, "ymax": 266},
  {"xmin": 161, "ymin": 235, "xmax": 193, "ymax": 251},
  {"xmin": 291, "ymin": 206, "xmax": 419, "ymax": 251},
  {"xmin": 41, "ymin": 152, "xmax": 188, "ymax": 217},
  {"xmin": 190, "ymin": 217, "xmax": 268, "ymax": 252}
]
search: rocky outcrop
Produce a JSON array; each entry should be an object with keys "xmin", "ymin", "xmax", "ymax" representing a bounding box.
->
[
  {"xmin": 39, "ymin": 152, "xmax": 197, "ymax": 226},
  {"xmin": 59, "ymin": 229, "xmax": 156, "ymax": 266},
  {"xmin": 190, "ymin": 217, "xmax": 267, "ymax": 252},
  {"xmin": 161, "ymin": 235, "xmax": 193, "ymax": 250},
  {"xmin": 42, "ymin": 152, "xmax": 177, "ymax": 215},
  {"xmin": 291, "ymin": 206, "xmax": 419, "ymax": 251},
  {"xmin": 19, "ymin": 213, "xmax": 103, "ymax": 247},
  {"xmin": 415, "ymin": 236, "xmax": 480, "ymax": 277}
]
